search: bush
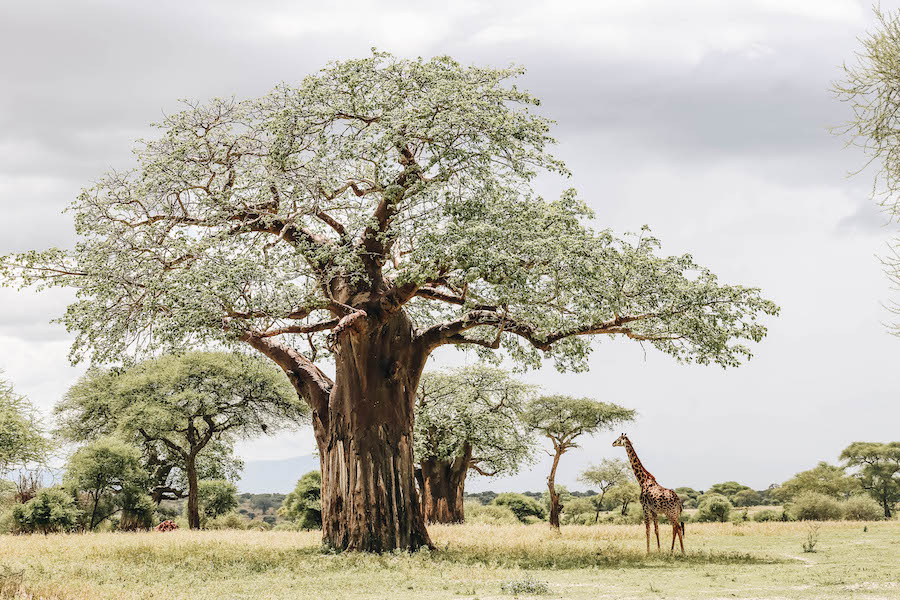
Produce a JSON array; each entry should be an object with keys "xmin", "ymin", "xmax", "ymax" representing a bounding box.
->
[
  {"xmin": 247, "ymin": 519, "xmax": 272, "ymax": 531},
  {"xmin": 279, "ymin": 471, "xmax": 321, "ymax": 530},
  {"xmin": 197, "ymin": 480, "xmax": 238, "ymax": 520},
  {"xmin": 465, "ymin": 501, "xmax": 520, "ymax": 525},
  {"xmin": 206, "ymin": 511, "xmax": 249, "ymax": 530},
  {"xmin": 11, "ymin": 487, "xmax": 80, "ymax": 533},
  {"xmin": 118, "ymin": 491, "xmax": 155, "ymax": 531},
  {"xmin": 791, "ymin": 491, "xmax": 843, "ymax": 521},
  {"xmin": 841, "ymin": 495, "xmax": 884, "ymax": 521},
  {"xmin": 491, "ymin": 493, "xmax": 546, "ymax": 523},
  {"xmin": 753, "ymin": 509, "xmax": 792, "ymax": 522},
  {"xmin": 695, "ymin": 493, "xmax": 733, "ymax": 522}
]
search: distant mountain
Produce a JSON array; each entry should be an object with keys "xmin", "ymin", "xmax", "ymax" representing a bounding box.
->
[{"xmin": 238, "ymin": 454, "xmax": 320, "ymax": 494}]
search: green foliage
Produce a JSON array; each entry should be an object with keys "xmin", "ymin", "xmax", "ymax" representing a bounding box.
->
[
  {"xmin": 753, "ymin": 509, "xmax": 793, "ymax": 522},
  {"xmin": 676, "ymin": 487, "xmax": 701, "ymax": 508},
  {"xmin": 55, "ymin": 352, "xmax": 303, "ymax": 510},
  {"xmin": 206, "ymin": 511, "xmax": 249, "ymax": 530},
  {"xmin": 732, "ymin": 489, "xmax": 763, "ymax": 507},
  {"xmin": 560, "ymin": 497, "xmax": 596, "ymax": 525},
  {"xmin": 774, "ymin": 462, "xmax": 860, "ymax": 503},
  {"xmin": 463, "ymin": 501, "xmax": 520, "ymax": 525},
  {"xmin": 606, "ymin": 482, "xmax": 641, "ymax": 516},
  {"xmin": 579, "ymin": 458, "xmax": 631, "ymax": 503},
  {"xmin": 11, "ymin": 487, "xmax": 79, "ymax": 533},
  {"xmin": 707, "ymin": 481, "xmax": 758, "ymax": 506},
  {"xmin": 790, "ymin": 491, "xmax": 843, "ymax": 521},
  {"xmin": 278, "ymin": 471, "xmax": 321, "ymax": 530},
  {"xmin": 840, "ymin": 442, "xmax": 900, "ymax": 518},
  {"xmin": 415, "ymin": 365, "xmax": 535, "ymax": 477},
  {"xmin": 0, "ymin": 53, "xmax": 777, "ymax": 377},
  {"xmin": 197, "ymin": 480, "xmax": 238, "ymax": 520},
  {"xmin": 841, "ymin": 495, "xmax": 885, "ymax": 521},
  {"xmin": 64, "ymin": 437, "xmax": 148, "ymax": 530},
  {"xmin": 500, "ymin": 578, "xmax": 550, "ymax": 595},
  {"xmin": 118, "ymin": 489, "xmax": 156, "ymax": 530},
  {"xmin": 0, "ymin": 371, "xmax": 51, "ymax": 475},
  {"xmin": 524, "ymin": 396, "xmax": 635, "ymax": 446},
  {"xmin": 491, "ymin": 493, "xmax": 546, "ymax": 523},
  {"xmin": 695, "ymin": 493, "xmax": 733, "ymax": 523}
]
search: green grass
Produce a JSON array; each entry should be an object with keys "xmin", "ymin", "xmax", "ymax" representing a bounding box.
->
[{"xmin": 1, "ymin": 521, "xmax": 898, "ymax": 599}]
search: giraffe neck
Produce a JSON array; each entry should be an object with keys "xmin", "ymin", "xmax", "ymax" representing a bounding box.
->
[{"xmin": 625, "ymin": 440, "xmax": 655, "ymax": 488}]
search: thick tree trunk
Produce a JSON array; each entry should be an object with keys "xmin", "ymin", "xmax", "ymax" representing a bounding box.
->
[
  {"xmin": 185, "ymin": 455, "xmax": 200, "ymax": 530},
  {"xmin": 315, "ymin": 310, "xmax": 432, "ymax": 552},
  {"xmin": 419, "ymin": 446, "xmax": 470, "ymax": 524}
]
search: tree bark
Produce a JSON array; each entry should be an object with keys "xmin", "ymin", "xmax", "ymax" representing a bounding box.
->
[
  {"xmin": 418, "ymin": 444, "xmax": 471, "ymax": 524},
  {"xmin": 315, "ymin": 310, "xmax": 432, "ymax": 551},
  {"xmin": 185, "ymin": 454, "xmax": 200, "ymax": 530}
]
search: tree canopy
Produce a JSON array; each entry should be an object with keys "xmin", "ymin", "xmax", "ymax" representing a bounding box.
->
[
  {"xmin": 772, "ymin": 462, "xmax": 860, "ymax": 503},
  {"xmin": 840, "ymin": 442, "xmax": 900, "ymax": 518},
  {"xmin": 415, "ymin": 365, "xmax": 535, "ymax": 478},
  {"xmin": 578, "ymin": 458, "xmax": 631, "ymax": 508},
  {"xmin": 55, "ymin": 351, "xmax": 305, "ymax": 528},
  {"xmin": 0, "ymin": 371, "xmax": 51, "ymax": 476}
]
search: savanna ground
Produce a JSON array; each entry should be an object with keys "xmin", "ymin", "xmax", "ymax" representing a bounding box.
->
[{"xmin": 1, "ymin": 521, "xmax": 898, "ymax": 600}]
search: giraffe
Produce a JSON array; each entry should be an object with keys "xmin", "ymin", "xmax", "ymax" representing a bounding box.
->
[{"xmin": 612, "ymin": 433, "xmax": 685, "ymax": 554}]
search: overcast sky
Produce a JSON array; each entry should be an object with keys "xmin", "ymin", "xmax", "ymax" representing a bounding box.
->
[{"xmin": 2, "ymin": 0, "xmax": 898, "ymax": 493}]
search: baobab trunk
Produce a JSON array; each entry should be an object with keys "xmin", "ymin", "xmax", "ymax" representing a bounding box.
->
[
  {"xmin": 315, "ymin": 310, "xmax": 432, "ymax": 551},
  {"xmin": 418, "ymin": 446, "xmax": 471, "ymax": 523}
]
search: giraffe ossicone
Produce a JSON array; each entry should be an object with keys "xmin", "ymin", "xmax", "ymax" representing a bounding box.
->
[{"xmin": 613, "ymin": 433, "xmax": 685, "ymax": 554}]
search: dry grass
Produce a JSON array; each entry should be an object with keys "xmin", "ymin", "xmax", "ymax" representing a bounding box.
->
[{"xmin": 0, "ymin": 520, "xmax": 898, "ymax": 599}]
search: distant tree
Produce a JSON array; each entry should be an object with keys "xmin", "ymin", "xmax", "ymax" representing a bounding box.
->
[
  {"xmin": 607, "ymin": 481, "xmax": 641, "ymax": 516},
  {"xmin": 840, "ymin": 442, "xmax": 900, "ymax": 518},
  {"xmin": 579, "ymin": 458, "xmax": 631, "ymax": 522},
  {"xmin": 491, "ymin": 492, "xmax": 546, "ymax": 523},
  {"xmin": 415, "ymin": 365, "xmax": 535, "ymax": 523},
  {"xmin": 675, "ymin": 487, "xmax": 701, "ymax": 509},
  {"xmin": 0, "ymin": 371, "xmax": 51, "ymax": 476},
  {"xmin": 707, "ymin": 481, "xmax": 754, "ymax": 504},
  {"xmin": 732, "ymin": 489, "xmax": 763, "ymax": 507},
  {"xmin": 279, "ymin": 471, "xmax": 322, "ymax": 530},
  {"xmin": 790, "ymin": 491, "xmax": 843, "ymax": 521},
  {"xmin": 197, "ymin": 479, "xmax": 238, "ymax": 520},
  {"xmin": 57, "ymin": 366, "xmax": 244, "ymax": 504},
  {"xmin": 523, "ymin": 395, "xmax": 634, "ymax": 528},
  {"xmin": 773, "ymin": 462, "xmax": 861, "ymax": 503},
  {"xmin": 64, "ymin": 437, "xmax": 148, "ymax": 530},
  {"xmin": 834, "ymin": 8, "xmax": 900, "ymax": 332},
  {"xmin": 695, "ymin": 493, "xmax": 733, "ymax": 523},
  {"xmin": 55, "ymin": 352, "xmax": 305, "ymax": 529}
]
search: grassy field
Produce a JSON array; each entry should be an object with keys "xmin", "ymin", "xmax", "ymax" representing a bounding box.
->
[{"xmin": 1, "ymin": 521, "xmax": 898, "ymax": 599}]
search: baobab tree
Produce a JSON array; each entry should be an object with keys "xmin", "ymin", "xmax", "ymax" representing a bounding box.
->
[
  {"xmin": 415, "ymin": 365, "xmax": 535, "ymax": 523},
  {"xmin": 1, "ymin": 52, "xmax": 778, "ymax": 551}
]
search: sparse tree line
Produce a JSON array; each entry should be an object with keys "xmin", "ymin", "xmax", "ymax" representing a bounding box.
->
[{"xmin": 2, "ymin": 358, "xmax": 898, "ymax": 535}]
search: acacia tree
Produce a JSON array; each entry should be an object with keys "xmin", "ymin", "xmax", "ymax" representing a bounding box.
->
[
  {"xmin": 524, "ymin": 396, "xmax": 635, "ymax": 528},
  {"xmin": 840, "ymin": 442, "xmax": 900, "ymax": 518},
  {"xmin": 0, "ymin": 371, "xmax": 51, "ymax": 477},
  {"xmin": 414, "ymin": 365, "xmax": 535, "ymax": 523},
  {"xmin": 55, "ymin": 352, "xmax": 303, "ymax": 529},
  {"xmin": 1, "ymin": 53, "xmax": 777, "ymax": 551},
  {"xmin": 578, "ymin": 458, "xmax": 631, "ymax": 522}
]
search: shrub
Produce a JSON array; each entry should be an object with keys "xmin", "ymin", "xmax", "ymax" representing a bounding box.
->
[
  {"xmin": 465, "ymin": 502, "xmax": 520, "ymax": 525},
  {"xmin": 196, "ymin": 480, "xmax": 238, "ymax": 520},
  {"xmin": 247, "ymin": 519, "xmax": 272, "ymax": 531},
  {"xmin": 11, "ymin": 487, "xmax": 80, "ymax": 533},
  {"xmin": 279, "ymin": 471, "xmax": 321, "ymax": 530},
  {"xmin": 206, "ymin": 511, "xmax": 249, "ymax": 530},
  {"xmin": 753, "ymin": 509, "xmax": 790, "ymax": 522},
  {"xmin": 491, "ymin": 493, "xmax": 546, "ymax": 523},
  {"xmin": 695, "ymin": 493, "xmax": 733, "ymax": 523},
  {"xmin": 118, "ymin": 491, "xmax": 155, "ymax": 531},
  {"xmin": 791, "ymin": 491, "xmax": 843, "ymax": 521},
  {"xmin": 841, "ymin": 495, "xmax": 884, "ymax": 521}
]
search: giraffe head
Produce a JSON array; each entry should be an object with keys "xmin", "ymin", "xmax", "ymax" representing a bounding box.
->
[{"xmin": 612, "ymin": 433, "xmax": 629, "ymax": 447}]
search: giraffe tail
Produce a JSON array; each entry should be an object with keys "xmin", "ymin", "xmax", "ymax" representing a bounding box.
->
[{"xmin": 681, "ymin": 519, "xmax": 686, "ymax": 537}]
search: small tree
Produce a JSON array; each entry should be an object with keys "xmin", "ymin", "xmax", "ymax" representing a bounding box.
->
[
  {"xmin": 0, "ymin": 371, "xmax": 51, "ymax": 476},
  {"xmin": 64, "ymin": 437, "xmax": 148, "ymax": 530},
  {"xmin": 197, "ymin": 479, "xmax": 238, "ymax": 520},
  {"xmin": 773, "ymin": 462, "xmax": 860, "ymax": 503},
  {"xmin": 578, "ymin": 458, "xmax": 631, "ymax": 522},
  {"xmin": 607, "ymin": 481, "xmax": 640, "ymax": 516},
  {"xmin": 524, "ymin": 395, "xmax": 634, "ymax": 528},
  {"xmin": 279, "ymin": 471, "xmax": 322, "ymax": 530},
  {"xmin": 415, "ymin": 365, "xmax": 535, "ymax": 523},
  {"xmin": 695, "ymin": 493, "xmax": 733, "ymax": 523},
  {"xmin": 55, "ymin": 352, "xmax": 304, "ymax": 529},
  {"xmin": 840, "ymin": 442, "xmax": 900, "ymax": 518},
  {"xmin": 491, "ymin": 492, "xmax": 546, "ymax": 523},
  {"xmin": 675, "ymin": 487, "xmax": 701, "ymax": 508}
]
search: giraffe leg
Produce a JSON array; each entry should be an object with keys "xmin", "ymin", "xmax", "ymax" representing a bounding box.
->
[
  {"xmin": 678, "ymin": 520, "xmax": 685, "ymax": 554},
  {"xmin": 653, "ymin": 515, "xmax": 660, "ymax": 551},
  {"xmin": 671, "ymin": 520, "xmax": 676, "ymax": 552},
  {"xmin": 643, "ymin": 511, "xmax": 651, "ymax": 554}
]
